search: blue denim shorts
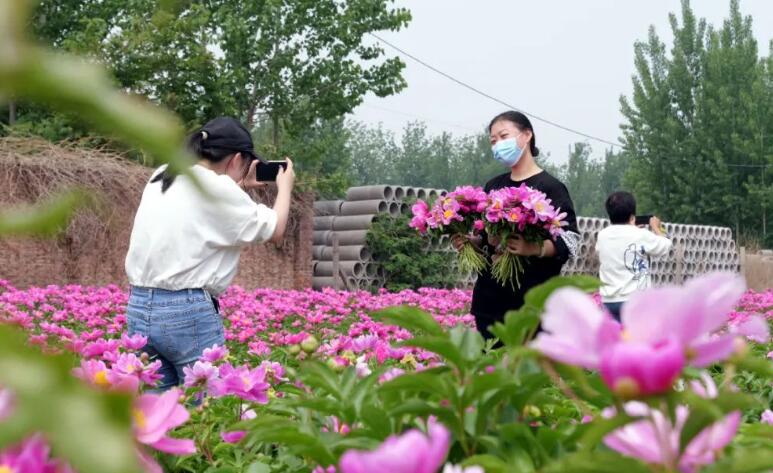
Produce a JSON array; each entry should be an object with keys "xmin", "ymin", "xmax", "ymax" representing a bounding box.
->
[{"xmin": 126, "ymin": 286, "xmax": 225, "ymax": 391}]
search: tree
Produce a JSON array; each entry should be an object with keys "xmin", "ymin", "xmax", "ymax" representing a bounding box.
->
[
  {"xmin": 12, "ymin": 0, "xmax": 412, "ymax": 198},
  {"xmin": 600, "ymin": 148, "xmax": 631, "ymax": 199},
  {"xmin": 256, "ymin": 117, "xmax": 354, "ymax": 198},
  {"xmin": 620, "ymin": 0, "xmax": 772, "ymax": 242},
  {"xmin": 561, "ymin": 143, "xmax": 604, "ymax": 217},
  {"xmin": 696, "ymin": 0, "xmax": 768, "ymax": 236},
  {"xmin": 20, "ymin": 0, "xmax": 410, "ymax": 147},
  {"xmin": 448, "ymin": 133, "xmax": 504, "ymax": 189}
]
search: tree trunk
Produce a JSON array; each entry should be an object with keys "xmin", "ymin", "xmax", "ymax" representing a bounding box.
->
[
  {"xmin": 272, "ymin": 115, "xmax": 279, "ymax": 149},
  {"xmin": 8, "ymin": 101, "xmax": 16, "ymax": 125},
  {"xmin": 246, "ymin": 104, "xmax": 256, "ymax": 129}
]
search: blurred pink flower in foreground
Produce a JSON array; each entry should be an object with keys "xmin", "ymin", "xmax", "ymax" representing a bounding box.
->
[
  {"xmin": 603, "ymin": 374, "xmax": 740, "ymax": 473},
  {"xmin": 133, "ymin": 388, "xmax": 195, "ymax": 473},
  {"xmin": 339, "ymin": 419, "xmax": 449, "ymax": 473},
  {"xmin": 0, "ymin": 434, "xmax": 64, "ymax": 473},
  {"xmin": 532, "ymin": 272, "xmax": 764, "ymax": 398}
]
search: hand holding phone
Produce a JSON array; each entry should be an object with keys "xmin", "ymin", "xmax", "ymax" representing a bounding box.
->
[
  {"xmin": 636, "ymin": 215, "xmax": 666, "ymax": 235},
  {"xmin": 256, "ymin": 160, "xmax": 289, "ymax": 181},
  {"xmin": 634, "ymin": 214, "xmax": 653, "ymax": 226}
]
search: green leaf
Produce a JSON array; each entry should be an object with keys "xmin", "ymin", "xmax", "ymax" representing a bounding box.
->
[
  {"xmin": 0, "ymin": 325, "xmax": 141, "ymax": 473},
  {"xmin": 0, "ymin": 189, "xmax": 89, "ymax": 236},
  {"xmin": 461, "ymin": 454, "xmax": 510, "ymax": 473},
  {"xmin": 506, "ymin": 447, "xmax": 537, "ymax": 473},
  {"xmin": 288, "ymin": 397, "xmax": 343, "ymax": 417},
  {"xmin": 541, "ymin": 451, "xmax": 651, "ymax": 473},
  {"xmin": 736, "ymin": 356, "xmax": 773, "ymax": 378},
  {"xmin": 379, "ymin": 368, "xmax": 451, "ymax": 396},
  {"xmin": 371, "ymin": 306, "xmax": 444, "ymax": 336},
  {"xmin": 244, "ymin": 417, "xmax": 336, "ymax": 465},
  {"xmin": 360, "ymin": 404, "xmax": 393, "ymax": 438},
  {"xmin": 702, "ymin": 447, "xmax": 773, "ymax": 473},
  {"xmin": 677, "ymin": 390, "xmax": 758, "ymax": 453},
  {"xmin": 399, "ymin": 336, "xmax": 464, "ymax": 369},
  {"xmin": 578, "ymin": 414, "xmax": 635, "ymax": 451},
  {"xmin": 299, "ymin": 361, "xmax": 343, "ymax": 400},
  {"xmin": 466, "ymin": 371, "xmax": 517, "ymax": 402},
  {"xmin": 489, "ymin": 309, "xmax": 540, "ymax": 347},
  {"xmin": 327, "ymin": 435, "xmax": 381, "ymax": 454},
  {"xmin": 678, "ymin": 403, "xmax": 722, "ymax": 455},
  {"xmin": 245, "ymin": 462, "xmax": 271, "ymax": 473},
  {"xmin": 499, "ymin": 423, "xmax": 545, "ymax": 464},
  {"xmin": 350, "ymin": 373, "xmax": 379, "ymax": 416},
  {"xmin": 550, "ymin": 363, "xmax": 611, "ymax": 407},
  {"xmin": 448, "ymin": 326, "xmax": 485, "ymax": 361},
  {"xmin": 475, "ymin": 384, "xmax": 524, "ymax": 435},
  {"xmin": 386, "ymin": 400, "xmax": 461, "ymax": 436},
  {"xmin": 524, "ymin": 275, "xmax": 602, "ymax": 310}
]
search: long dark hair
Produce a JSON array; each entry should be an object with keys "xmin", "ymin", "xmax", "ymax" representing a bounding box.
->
[
  {"xmin": 488, "ymin": 111, "xmax": 539, "ymax": 157},
  {"xmin": 151, "ymin": 131, "xmax": 236, "ymax": 192}
]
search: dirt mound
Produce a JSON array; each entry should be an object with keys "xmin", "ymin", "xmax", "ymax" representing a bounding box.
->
[{"xmin": 0, "ymin": 137, "xmax": 313, "ymax": 289}]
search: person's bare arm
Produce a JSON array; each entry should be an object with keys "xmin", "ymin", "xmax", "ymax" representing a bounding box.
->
[{"xmin": 269, "ymin": 158, "xmax": 295, "ymax": 243}]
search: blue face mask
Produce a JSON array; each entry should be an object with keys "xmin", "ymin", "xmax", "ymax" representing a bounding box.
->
[{"xmin": 492, "ymin": 137, "xmax": 525, "ymax": 167}]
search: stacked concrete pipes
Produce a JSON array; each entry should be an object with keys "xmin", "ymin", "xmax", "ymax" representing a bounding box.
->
[
  {"xmin": 314, "ymin": 188, "xmax": 740, "ymax": 290},
  {"xmin": 312, "ymin": 185, "xmax": 448, "ymax": 290},
  {"xmin": 561, "ymin": 217, "xmax": 740, "ymax": 286}
]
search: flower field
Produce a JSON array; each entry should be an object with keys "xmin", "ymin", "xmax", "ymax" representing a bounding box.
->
[{"xmin": 1, "ymin": 277, "xmax": 773, "ymax": 473}]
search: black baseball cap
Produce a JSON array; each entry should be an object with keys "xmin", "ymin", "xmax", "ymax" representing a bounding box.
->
[{"xmin": 198, "ymin": 117, "xmax": 266, "ymax": 163}]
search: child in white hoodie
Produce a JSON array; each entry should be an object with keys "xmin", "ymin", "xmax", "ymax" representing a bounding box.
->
[{"xmin": 595, "ymin": 191, "xmax": 672, "ymax": 321}]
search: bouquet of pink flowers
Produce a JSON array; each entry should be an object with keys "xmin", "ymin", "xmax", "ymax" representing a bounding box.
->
[
  {"xmin": 484, "ymin": 184, "xmax": 568, "ymax": 289},
  {"xmin": 409, "ymin": 186, "xmax": 489, "ymax": 274}
]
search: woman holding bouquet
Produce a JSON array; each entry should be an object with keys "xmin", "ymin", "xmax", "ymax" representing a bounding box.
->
[{"xmin": 453, "ymin": 111, "xmax": 580, "ymax": 339}]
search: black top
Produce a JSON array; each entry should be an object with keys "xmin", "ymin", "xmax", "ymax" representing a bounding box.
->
[{"xmin": 471, "ymin": 171, "xmax": 578, "ymax": 323}]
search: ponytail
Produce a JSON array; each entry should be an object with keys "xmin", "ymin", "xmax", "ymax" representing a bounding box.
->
[{"xmin": 151, "ymin": 130, "xmax": 235, "ymax": 193}]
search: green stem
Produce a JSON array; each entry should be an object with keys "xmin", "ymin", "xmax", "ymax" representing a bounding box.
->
[{"xmin": 540, "ymin": 360, "xmax": 594, "ymax": 419}]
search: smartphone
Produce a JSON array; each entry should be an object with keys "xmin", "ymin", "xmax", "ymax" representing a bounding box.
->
[
  {"xmin": 635, "ymin": 215, "xmax": 653, "ymax": 226},
  {"xmin": 255, "ymin": 160, "xmax": 288, "ymax": 182}
]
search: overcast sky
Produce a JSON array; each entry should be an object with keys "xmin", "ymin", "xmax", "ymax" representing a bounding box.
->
[{"xmin": 350, "ymin": 0, "xmax": 773, "ymax": 164}]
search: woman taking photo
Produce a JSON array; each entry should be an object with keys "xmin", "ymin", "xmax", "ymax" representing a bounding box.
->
[
  {"xmin": 125, "ymin": 116, "xmax": 295, "ymax": 391},
  {"xmin": 454, "ymin": 111, "xmax": 579, "ymax": 339}
]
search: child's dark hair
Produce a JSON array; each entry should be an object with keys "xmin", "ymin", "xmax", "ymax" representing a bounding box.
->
[
  {"xmin": 605, "ymin": 191, "xmax": 637, "ymax": 224},
  {"xmin": 151, "ymin": 131, "xmax": 237, "ymax": 192},
  {"xmin": 488, "ymin": 111, "xmax": 539, "ymax": 157}
]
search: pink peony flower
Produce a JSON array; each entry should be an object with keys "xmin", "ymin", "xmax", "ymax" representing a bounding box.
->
[
  {"xmin": 378, "ymin": 367, "xmax": 405, "ymax": 384},
  {"xmin": 210, "ymin": 363, "xmax": 270, "ymax": 403},
  {"xmin": 0, "ymin": 434, "xmax": 62, "ymax": 473},
  {"xmin": 599, "ymin": 337, "xmax": 685, "ymax": 398},
  {"xmin": 533, "ymin": 273, "xmax": 748, "ymax": 397},
  {"xmin": 604, "ymin": 375, "xmax": 740, "ymax": 473},
  {"xmin": 220, "ymin": 431, "xmax": 247, "ymax": 444},
  {"xmin": 220, "ymin": 407, "xmax": 257, "ymax": 444},
  {"xmin": 761, "ymin": 410, "xmax": 773, "ymax": 425},
  {"xmin": 409, "ymin": 200, "xmax": 430, "ymax": 234},
  {"xmin": 730, "ymin": 316, "xmax": 770, "ymax": 343},
  {"xmin": 339, "ymin": 419, "xmax": 450, "ymax": 473},
  {"xmin": 121, "ymin": 333, "xmax": 148, "ymax": 351},
  {"xmin": 73, "ymin": 359, "xmax": 112, "ymax": 389},
  {"xmin": 621, "ymin": 272, "xmax": 746, "ymax": 367},
  {"xmin": 0, "ymin": 387, "xmax": 13, "ymax": 421},
  {"xmin": 133, "ymin": 388, "xmax": 196, "ymax": 473},
  {"xmin": 259, "ymin": 360, "xmax": 288, "ymax": 383},
  {"xmin": 107, "ymin": 353, "xmax": 160, "ymax": 391},
  {"xmin": 531, "ymin": 287, "xmax": 621, "ymax": 369},
  {"xmin": 182, "ymin": 361, "xmax": 218, "ymax": 389},
  {"xmin": 201, "ymin": 344, "xmax": 229, "ymax": 363}
]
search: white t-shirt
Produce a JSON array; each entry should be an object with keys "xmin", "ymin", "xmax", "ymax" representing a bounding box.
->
[
  {"xmin": 595, "ymin": 224, "xmax": 672, "ymax": 303},
  {"xmin": 125, "ymin": 164, "xmax": 278, "ymax": 296}
]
